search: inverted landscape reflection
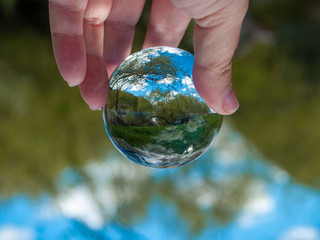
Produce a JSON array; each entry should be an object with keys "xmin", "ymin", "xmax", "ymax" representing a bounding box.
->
[
  {"xmin": 103, "ymin": 47, "xmax": 222, "ymax": 168},
  {"xmin": 1, "ymin": 125, "xmax": 320, "ymax": 240}
]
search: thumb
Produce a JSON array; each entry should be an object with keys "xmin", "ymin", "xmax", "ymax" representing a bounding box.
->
[{"xmin": 192, "ymin": 0, "xmax": 248, "ymax": 115}]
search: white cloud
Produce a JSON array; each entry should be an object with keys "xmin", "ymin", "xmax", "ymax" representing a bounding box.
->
[
  {"xmin": 272, "ymin": 167, "xmax": 290, "ymax": 184},
  {"xmin": 278, "ymin": 226, "xmax": 320, "ymax": 240},
  {"xmin": 214, "ymin": 124, "xmax": 248, "ymax": 166},
  {"xmin": 54, "ymin": 154, "xmax": 151, "ymax": 230},
  {"xmin": 55, "ymin": 156, "xmax": 151, "ymax": 229},
  {"xmin": 56, "ymin": 186, "xmax": 104, "ymax": 229},
  {"xmin": 0, "ymin": 226, "xmax": 34, "ymax": 240},
  {"xmin": 238, "ymin": 181, "xmax": 275, "ymax": 228},
  {"xmin": 196, "ymin": 190, "xmax": 217, "ymax": 210}
]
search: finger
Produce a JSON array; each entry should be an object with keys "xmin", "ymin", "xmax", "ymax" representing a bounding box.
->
[
  {"xmin": 192, "ymin": 0, "xmax": 249, "ymax": 115},
  {"xmin": 142, "ymin": 0, "xmax": 191, "ymax": 49},
  {"xmin": 103, "ymin": 0, "xmax": 145, "ymax": 75},
  {"xmin": 80, "ymin": 0, "xmax": 112, "ymax": 110},
  {"xmin": 49, "ymin": 0, "xmax": 88, "ymax": 86}
]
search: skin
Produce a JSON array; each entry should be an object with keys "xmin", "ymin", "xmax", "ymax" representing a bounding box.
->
[{"xmin": 49, "ymin": 0, "xmax": 249, "ymax": 114}]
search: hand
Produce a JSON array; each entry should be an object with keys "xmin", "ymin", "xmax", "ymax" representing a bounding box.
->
[{"xmin": 49, "ymin": 0, "xmax": 248, "ymax": 114}]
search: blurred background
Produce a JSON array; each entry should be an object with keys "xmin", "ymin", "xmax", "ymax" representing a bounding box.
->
[{"xmin": 0, "ymin": 0, "xmax": 320, "ymax": 239}]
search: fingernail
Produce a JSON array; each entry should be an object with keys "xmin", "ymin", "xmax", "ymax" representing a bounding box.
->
[
  {"xmin": 89, "ymin": 106, "xmax": 102, "ymax": 111},
  {"xmin": 223, "ymin": 87, "xmax": 239, "ymax": 114},
  {"xmin": 67, "ymin": 81, "xmax": 77, "ymax": 87}
]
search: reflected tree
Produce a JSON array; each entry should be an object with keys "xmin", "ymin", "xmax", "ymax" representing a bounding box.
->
[
  {"xmin": 108, "ymin": 88, "xmax": 211, "ymax": 127},
  {"xmin": 110, "ymin": 49, "xmax": 182, "ymax": 90},
  {"xmin": 109, "ymin": 49, "xmax": 185, "ymax": 115}
]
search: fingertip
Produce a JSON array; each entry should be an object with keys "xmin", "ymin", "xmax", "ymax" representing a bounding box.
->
[
  {"xmin": 79, "ymin": 75, "xmax": 109, "ymax": 110},
  {"xmin": 89, "ymin": 105, "xmax": 103, "ymax": 111},
  {"xmin": 79, "ymin": 55, "xmax": 109, "ymax": 111},
  {"xmin": 62, "ymin": 68, "xmax": 86, "ymax": 87},
  {"xmin": 59, "ymin": 61, "xmax": 86, "ymax": 86},
  {"xmin": 195, "ymin": 85, "xmax": 239, "ymax": 116},
  {"xmin": 193, "ymin": 65, "xmax": 239, "ymax": 116},
  {"xmin": 52, "ymin": 34, "xmax": 87, "ymax": 86},
  {"xmin": 105, "ymin": 61, "xmax": 121, "ymax": 77},
  {"xmin": 222, "ymin": 87, "xmax": 239, "ymax": 115},
  {"xmin": 143, "ymin": 0, "xmax": 190, "ymax": 49},
  {"xmin": 80, "ymin": 85, "xmax": 108, "ymax": 111}
]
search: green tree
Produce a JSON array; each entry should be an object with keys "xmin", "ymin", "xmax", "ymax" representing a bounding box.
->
[
  {"xmin": 0, "ymin": 31, "xmax": 112, "ymax": 196},
  {"xmin": 137, "ymin": 96, "xmax": 153, "ymax": 115}
]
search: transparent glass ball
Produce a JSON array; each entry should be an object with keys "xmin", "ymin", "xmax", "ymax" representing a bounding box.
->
[{"xmin": 103, "ymin": 47, "xmax": 223, "ymax": 168}]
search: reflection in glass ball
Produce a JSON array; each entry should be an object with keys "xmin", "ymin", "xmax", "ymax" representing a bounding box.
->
[{"xmin": 103, "ymin": 47, "xmax": 223, "ymax": 168}]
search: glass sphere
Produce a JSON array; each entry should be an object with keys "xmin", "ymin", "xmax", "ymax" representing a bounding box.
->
[{"xmin": 103, "ymin": 47, "xmax": 223, "ymax": 168}]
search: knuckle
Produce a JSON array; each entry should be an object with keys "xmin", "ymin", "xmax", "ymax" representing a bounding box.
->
[
  {"xmin": 211, "ymin": 59, "xmax": 233, "ymax": 85},
  {"xmin": 84, "ymin": 0, "xmax": 111, "ymax": 23},
  {"xmin": 84, "ymin": 18, "xmax": 105, "ymax": 26},
  {"xmin": 198, "ymin": 57, "xmax": 233, "ymax": 85},
  {"xmin": 105, "ymin": 21, "xmax": 135, "ymax": 31},
  {"xmin": 174, "ymin": 0, "xmax": 248, "ymax": 28},
  {"xmin": 49, "ymin": 0, "xmax": 87, "ymax": 13}
]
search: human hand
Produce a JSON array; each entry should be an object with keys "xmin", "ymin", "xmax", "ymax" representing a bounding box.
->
[{"xmin": 49, "ymin": 0, "xmax": 248, "ymax": 114}]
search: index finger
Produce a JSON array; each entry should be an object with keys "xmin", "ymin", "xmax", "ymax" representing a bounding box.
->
[{"xmin": 49, "ymin": 0, "xmax": 88, "ymax": 86}]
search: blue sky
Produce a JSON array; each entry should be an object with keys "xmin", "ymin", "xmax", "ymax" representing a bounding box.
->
[{"xmin": 1, "ymin": 124, "xmax": 320, "ymax": 240}]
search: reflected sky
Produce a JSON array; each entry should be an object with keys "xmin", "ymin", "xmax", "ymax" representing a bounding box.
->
[
  {"xmin": 103, "ymin": 47, "xmax": 222, "ymax": 168},
  {"xmin": 1, "ymin": 124, "xmax": 320, "ymax": 240},
  {"xmin": 110, "ymin": 47, "xmax": 197, "ymax": 101}
]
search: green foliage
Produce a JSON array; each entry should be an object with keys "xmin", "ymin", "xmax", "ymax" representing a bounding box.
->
[
  {"xmin": 110, "ymin": 50, "xmax": 183, "ymax": 93},
  {"xmin": 137, "ymin": 96, "xmax": 153, "ymax": 113},
  {"xmin": 0, "ymin": 31, "xmax": 111, "ymax": 196},
  {"xmin": 107, "ymin": 114, "xmax": 221, "ymax": 156},
  {"xmin": 108, "ymin": 124, "xmax": 164, "ymax": 147},
  {"xmin": 250, "ymin": 0, "xmax": 320, "ymax": 80},
  {"xmin": 0, "ymin": 0, "xmax": 17, "ymax": 16},
  {"xmin": 108, "ymin": 88, "xmax": 211, "ymax": 127},
  {"xmin": 164, "ymin": 95, "xmax": 209, "ymax": 123},
  {"xmin": 232, "ymin": 43, "xmax": 320, "ymax": 188}
]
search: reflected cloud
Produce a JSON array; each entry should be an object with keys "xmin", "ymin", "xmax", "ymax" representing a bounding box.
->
[
  {"xmin": 164, "ymin": 47, "xmax": 185, "ymax": 56},
  {"xmin": 157, "ymin": 77, "xmax": 174, "ymax": 85},
  {"xmin": 182, "ymin": 76, "xmax": 193, "ymax": 86},
  {"xmin": 104, "ymin": 47, "xmax": 223, "ymax": 168}
]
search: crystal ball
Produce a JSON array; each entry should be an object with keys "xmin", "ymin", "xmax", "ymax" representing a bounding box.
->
[{"xmin": 103, "ymin": 47, "xmax": 223, "ymax": 168}]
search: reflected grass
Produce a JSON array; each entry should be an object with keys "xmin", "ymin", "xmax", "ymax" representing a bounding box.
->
[{"xmin": 107, "ymin": 114, "xmax": 222, "ymax": 155}]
